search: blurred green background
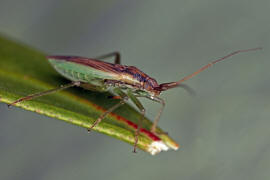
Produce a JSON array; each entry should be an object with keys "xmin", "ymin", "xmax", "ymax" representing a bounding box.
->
[{"xmin": 0, "ymin": 0, "xmax": 269, "ymax": 179}]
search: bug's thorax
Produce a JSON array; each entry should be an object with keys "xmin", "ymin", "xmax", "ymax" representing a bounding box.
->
[{"xmin": 115, "ymin": 65, "xmax": 161, "ymax": 96}]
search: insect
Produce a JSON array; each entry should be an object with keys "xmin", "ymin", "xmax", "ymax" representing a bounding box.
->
[{"xmin": 8, "ymin": 48, "xmax": 261, "ymax": 152}]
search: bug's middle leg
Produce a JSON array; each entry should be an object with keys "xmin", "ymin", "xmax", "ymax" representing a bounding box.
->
[{"xmin": 87, "ymin": 88, "xmax": 128, "ymax": 132}]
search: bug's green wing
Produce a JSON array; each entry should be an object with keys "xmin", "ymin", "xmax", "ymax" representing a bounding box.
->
[{"xmin": 47, "ymin": 56, "xmax": 120, "ymax": 87}]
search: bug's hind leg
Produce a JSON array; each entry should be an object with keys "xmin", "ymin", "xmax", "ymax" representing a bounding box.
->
[
  {"xmin": 7, "ymin": 81, "xmax": 80, "ymax": 107},
  {"xmin": 87, "ymin": 88, "xmax": 128, "ymax": 132},
  {"xmin": 94, "ymin": 52, "xmax": 121, "ymax": 64}
]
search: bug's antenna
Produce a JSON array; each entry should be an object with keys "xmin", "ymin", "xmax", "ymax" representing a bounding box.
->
[{"xmin": 157, "ymin": 47, "xmax": 262, "ymax": 91}]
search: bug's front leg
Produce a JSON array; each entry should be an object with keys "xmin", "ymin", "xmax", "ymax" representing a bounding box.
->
[
  {"xmin": 146, "ymin": 96, "xmax": 165, "ymax": 133},
  {"xmin": 87, "ymin": 88, "xmax": 128, "ymax": 132},
  {"xmin": 127, "ymin": 90, "xmax": 146, "ymax": 153}
]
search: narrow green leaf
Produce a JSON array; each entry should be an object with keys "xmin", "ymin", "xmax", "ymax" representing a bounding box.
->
[{"xmin": 0, "ymin": 35, "xmax": 179, "ymax": 155}]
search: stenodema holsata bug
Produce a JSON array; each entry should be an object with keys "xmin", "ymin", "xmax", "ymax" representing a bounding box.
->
[{"xmin": 8, "ymin": 48, "xmax": 261, "ymax": 153}]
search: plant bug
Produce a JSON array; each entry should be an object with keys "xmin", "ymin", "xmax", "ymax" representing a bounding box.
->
[{"xmin": 8, "ymin": 48, "xmax": 261, "ymax": 153}]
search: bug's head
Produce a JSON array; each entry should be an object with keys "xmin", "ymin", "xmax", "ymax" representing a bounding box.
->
[
  {"xmin": 152, "ymin": 82, "xmax": 195, "ymax": 96},
  {"xmin": 142, "ymin": 78, "xmax": 188, "ymax": 97},
  {"xmin": 136, "ymin": 77, "xmax": 160, "ymax": 96},
  {"xmin": 152, "ymin": 82, "xmax": 182, "ymax": 95},
  {"xmin": 154, "ymin": 82, "xmax": 179, "ymax": 92}
]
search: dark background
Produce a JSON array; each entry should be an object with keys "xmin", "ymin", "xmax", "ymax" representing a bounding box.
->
[{"xmin": 0, "ymin": 0, "xmax": 269, "ymax": 179}]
